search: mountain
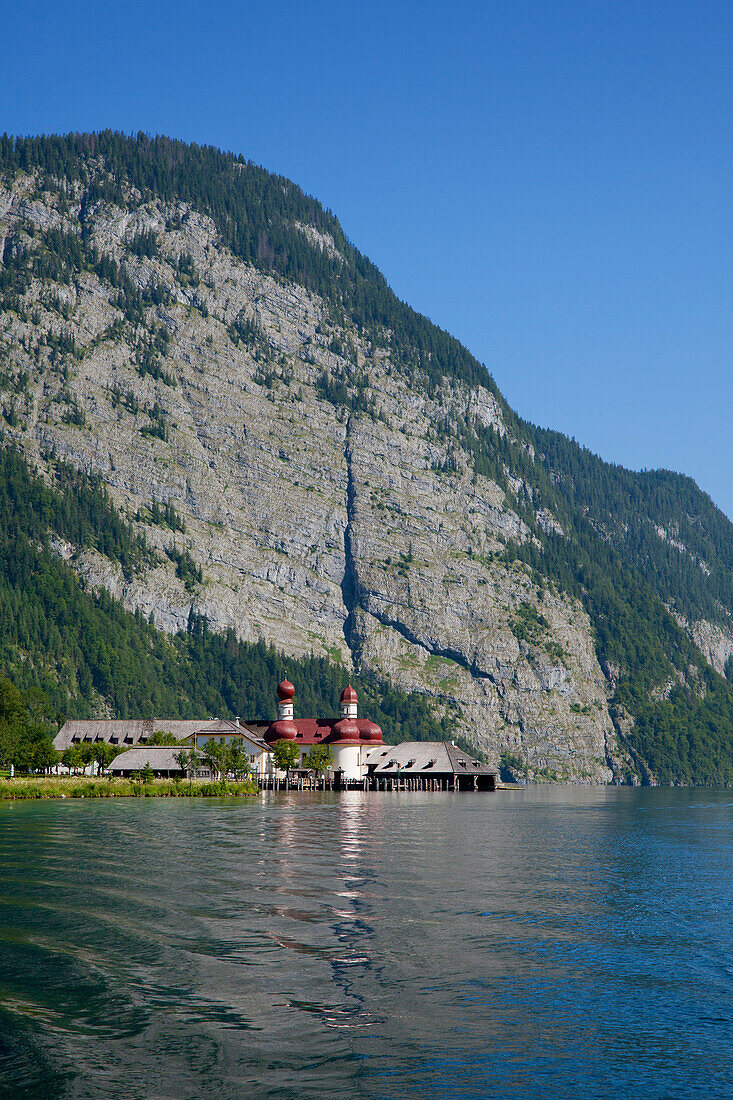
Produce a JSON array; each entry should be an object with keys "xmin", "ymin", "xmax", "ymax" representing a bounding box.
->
[{"xmin": 1, "ymin": 130, "xmax": 732, "ymax": 785}]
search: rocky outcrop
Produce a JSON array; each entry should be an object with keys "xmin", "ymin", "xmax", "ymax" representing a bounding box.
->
[
  {"xmin": 0, "ymin": 173, "xmax": 623, "ymax": 780},
  {"xmin": 672, "ymin": 612, "xmax": 733, "ymax": 678}
]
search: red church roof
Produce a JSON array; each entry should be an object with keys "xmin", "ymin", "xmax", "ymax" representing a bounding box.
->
[
  {"xmin": 332, "ymin": 717, "xmax": 361, "ymax": 743},
  {"xmin": 269, "ymin": 718, "xmax": 299, "ymax": 740},
  {"xmin": 265, "ymin": 717, "xmax": 383, "ymax": 747}
]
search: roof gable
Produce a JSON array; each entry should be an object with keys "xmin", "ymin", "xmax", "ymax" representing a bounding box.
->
[
  {"xmin": 194, "ymin": 719, "xmax": 242, "ymax": 733},
  {"xmin": 371, "ymin": 741, "xmax": 495, "ymax": 776}
]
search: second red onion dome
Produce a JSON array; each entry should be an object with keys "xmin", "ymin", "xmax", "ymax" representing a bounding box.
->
[
  {"xmin": 332, "ymin": 717, "xmax": 361, "ymax": 742},
  {"xmin": 360, "ymin": 720, "xmax": 383, "ymax": 742}
]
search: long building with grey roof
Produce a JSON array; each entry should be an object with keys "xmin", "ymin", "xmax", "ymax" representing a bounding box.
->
[
  {"xmin": 365, "ymin": 741, "xmax": 497, "ymax": 790},
  {"xmin": 109, "ymin": 746, "xmax": 186, "ymax": 777},
  {"xmin": 53, "ymin": 717, "xmax": 270, "ymax": 751},
  {"xmin": 106, "ymin": 720, "xmax": 271, "ymax": 777}
]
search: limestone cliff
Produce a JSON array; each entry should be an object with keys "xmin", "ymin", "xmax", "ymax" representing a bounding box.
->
[
  {"xmin": 0, "ymin": 171, "xmax": 627, "ymax": 781},
  {"xmin": 1, "ymin": 139, "xmax": 731, "ymax": 786}
]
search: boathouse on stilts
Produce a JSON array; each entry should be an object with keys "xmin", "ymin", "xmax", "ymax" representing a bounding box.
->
[{"xmin": 364, "ymin": 741, "xmax": 497, "ymax": 791}]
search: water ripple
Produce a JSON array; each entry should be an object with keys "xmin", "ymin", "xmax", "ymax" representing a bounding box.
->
[{"xmin": 0, "ymin": 789, "xmax": 731, "ymax": 1098}]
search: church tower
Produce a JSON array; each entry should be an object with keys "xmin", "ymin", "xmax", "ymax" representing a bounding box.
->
[
  {"xmin": 277, "ymin": 679, "xmax": 295, "ymax": 721},
  {"xmin": 340, "ymin": 684, "xmax": 358, "ymax": 720}
]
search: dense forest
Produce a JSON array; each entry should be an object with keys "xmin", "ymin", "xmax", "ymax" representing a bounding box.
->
[
  {"xmin": 528, "ymin": 426, "xmax": 733, "ymax": 629},
  {"xmin": 1, "ymin": 131, "xmax": 732, "ymax": 784}
]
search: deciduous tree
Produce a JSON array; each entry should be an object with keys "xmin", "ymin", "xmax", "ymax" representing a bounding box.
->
[
  {"xmin": 201, "ymin": 740, "xmax": 229, "ymax": 780},
  {"xmin": 302, "ymin": 743, "xmax": 333, "ymax": 776},
  {"xmin": 227, "ymin": 743, "xmax": 252, "ymax": 780},
  {"xmin": 94, "ymin": 742, "xmax": 121, "ymax": 774},
  {"xmin": 272, "ymin": 739, "xmax": 300, "ymax": 782}
]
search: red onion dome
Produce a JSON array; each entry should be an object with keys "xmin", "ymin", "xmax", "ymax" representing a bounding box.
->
[
  {"xmin": 332, "ymin": 718, "xmax": 361, "ymax": 743},
  {"xmin": 360, "ymin": 720, "xmax": 383, "ymax": 743},
  {"xmin": 340, "ymin": 684, "xmax": 358, "ymax": 704},
  {"xmin": 276, "ymin": 679, "xmax": 296, "ymax": 701},
  {"xmin": 267, "ymin": 719, "xmax": 298, "ymax": 742}
]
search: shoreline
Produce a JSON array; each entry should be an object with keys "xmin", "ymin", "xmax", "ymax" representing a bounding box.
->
[{"xmin": 0, "ymin": 777, "xmax": 259, "ymax": 800}]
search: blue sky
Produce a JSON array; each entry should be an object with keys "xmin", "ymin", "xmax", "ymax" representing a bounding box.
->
[{"xmin": 4, "ymin": 0, "xmax": 733, "ymax": 516}]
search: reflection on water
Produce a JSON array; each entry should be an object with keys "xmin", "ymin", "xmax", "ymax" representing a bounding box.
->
[{"xmin": 1, "ymin": 788, "xmax": 732, "ymax": 1099}]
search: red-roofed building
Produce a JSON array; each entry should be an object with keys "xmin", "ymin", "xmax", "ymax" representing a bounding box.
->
[{"xmin": 265, "ymin": 682, "xmax": 383, "ymax": 782}]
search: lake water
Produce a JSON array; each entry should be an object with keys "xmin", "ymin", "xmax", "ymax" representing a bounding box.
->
[{"xmin": 0, "ymin": 787, "xmax": 731, "ymax": 1099}]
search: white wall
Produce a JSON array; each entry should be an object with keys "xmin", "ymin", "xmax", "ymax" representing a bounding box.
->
[
  {"xmin": 332, "ymin": 744, "xmax": 361, "ymax": 781},
  {"xmin": 267, "ymin": 743, "xmax": 373, "ymax": 782}
]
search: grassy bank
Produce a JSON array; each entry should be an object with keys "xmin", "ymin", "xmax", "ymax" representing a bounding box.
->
[{"xmin": 0, "ymin": 777, "xmax": 259, "ymax": 799}]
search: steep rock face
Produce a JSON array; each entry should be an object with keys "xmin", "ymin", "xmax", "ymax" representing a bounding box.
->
[
  {"xmin": 0, "ymin": 173, "xmax": 626, "ymax": 779},
  {"xmin": 673, "ymin": 614, "xmax": 733, "ymax": 679}
]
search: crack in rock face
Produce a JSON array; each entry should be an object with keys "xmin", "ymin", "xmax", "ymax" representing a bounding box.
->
[{"xmin": 0, "ymin": 173, "xmax": 623, "ymax": 781}]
